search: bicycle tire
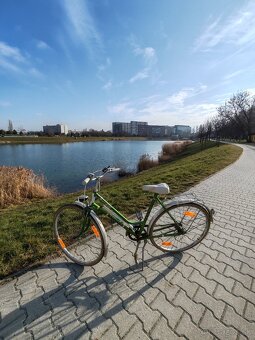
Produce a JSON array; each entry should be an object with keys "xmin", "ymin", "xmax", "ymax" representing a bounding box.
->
[
  {"xmin": 149, "ymin": 202, "xmax": 210, "ymax": 253},
  {"xmin": 54, "ymin": 204, "xmax": 106, "ymax": 266}
]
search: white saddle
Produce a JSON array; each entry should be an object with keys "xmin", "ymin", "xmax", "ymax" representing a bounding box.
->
[{"xmin": 142, "ymin": 183, "xmax": 170, "ymax": 195}]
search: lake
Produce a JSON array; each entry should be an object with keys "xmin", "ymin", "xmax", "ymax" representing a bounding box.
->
[{"xmin": 0, "ymin": 140, "xmax": 169, "ymax": 193}]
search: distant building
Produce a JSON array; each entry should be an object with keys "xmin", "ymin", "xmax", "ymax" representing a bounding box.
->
[
  {"xmin": 112, "ymin": 121, "xmax": 148, "ymax": 136},
  {"xmin": 112, "ymin": 122, "xmax": 131, "ymax": 135},
  {"xmin": 174, "ymin": 125, "xmax": 191, "ymax": 138},
  {"xmin": 112, "ymin": 121, "xmax": 191, "ymax": 138},
  {"xmin": 43, "ymin": 124, "xmax": 68, "ymax": 135},
  {"xmin": 147, "ymin": 125, "xmax": 173, "ymax": 138},
  {"xmin": 130, "ymin": 121, "xmax": 148, "ymax": 136}
]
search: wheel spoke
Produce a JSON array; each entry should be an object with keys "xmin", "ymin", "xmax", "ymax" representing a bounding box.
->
[
  {"xmin": 54, "ymin": 204, "xmax": 104, "ymax": 266},
  {"xmin": 149, "ymin": 202, "xmax": 210, "ymax": 253}
]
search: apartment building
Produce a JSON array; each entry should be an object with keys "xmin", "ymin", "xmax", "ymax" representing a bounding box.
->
[
  {"xmin": 112, "ymin": 121, "xmax": 191, "ymax": 138},
  {"xmin": 130, "ymin": 121, "xmax": 148, "ymax": 136},
  {"xmin": 174, "ymin": 125, "xmax": 192, "ymax": 138},
  {"xmin": 43, "ymin": 124, "xmax": 68, "ymax": 135},
  {"xmin": 112, "ymin": 122, "xmax": 131, "ymax": 135}
]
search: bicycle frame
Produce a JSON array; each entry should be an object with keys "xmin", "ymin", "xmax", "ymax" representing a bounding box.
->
[
  {"xmin": 77, "ymin": 170, "xmax": 183, "ymax": 240},
  {"xmin": 87, "ymin": 191, "xmax": 177, "ymax": 238},
  {"xmin": 56, "ymin": 167, "xmax": 213, "ymax": 269}
]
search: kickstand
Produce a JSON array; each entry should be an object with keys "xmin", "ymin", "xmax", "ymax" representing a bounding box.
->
[
  {"xmin": 133, "ymin": 240, "xmax": 141, "ymax": 266},
  {"xmin": 141, "ymin": 239, "xmax": 147, "ymax": 271},
  {"xmin": 133, "ymin": 239, "xmax": 148, "ymax": 271}
]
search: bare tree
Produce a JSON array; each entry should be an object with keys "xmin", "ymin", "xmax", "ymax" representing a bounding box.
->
[{"xmin": 217, "ymin": 91, "xmax": 255, "ymax": 142}]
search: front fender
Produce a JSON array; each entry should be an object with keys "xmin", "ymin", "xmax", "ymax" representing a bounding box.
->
[
  {"xmin": 73, "ymin": 202, "xmax": 108, "ymax": 258},
  {"xmin": 89, "ymin": 210, "xmax": 108, "ymax": 258}
]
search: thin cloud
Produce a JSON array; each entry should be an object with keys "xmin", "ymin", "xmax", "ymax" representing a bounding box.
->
[
  {"xmin": 107, "ymin": 101, "xmax": 135, "ymax": 116},
  {"xmin": 36, "ymin": 40, "xmax": 50, "ymax": 50},
  {"xmin": 128, "ymin": 36, "xmax": 158, "ymax": 84},
  {"xmin": 0, "ymin": 41, "xmax": 42, "ymax": 78},
  {"xmin": 0, "ymin": 58, "xmax": 23, "ymax": 74},
  {"xmin": 223, "ymin": 69, "xmax": 244, "ymax": 81},
  {"xmin": 167, "ymin": 89, "xmax": 193, "ymax": 106},
  {"xmin": 29, "ymin": 67, "xmax": 44, "ymax": 78},
  {"xmin": 130, "ymin": 36, "xmax": 157, "ymax": 65},
  {"xmin": 134, "ymin": 46, "xmax": 156, "ymax": 63},
  {"xmin": 61, "ymin": 0, "xmax": 102, "ymax": 54},
  {"xmin": 129, "ymin": 69, "xmax": 149, "ymax": 83},
  {"xmin": 167, "ymin": 85, "xmax": 208, "ymax": 106},
  {"xmin": 108, "ymin": 84, "xmax": 214, "ymax": 127},
  {"xmin": 0, "ymin": 41, "xmax": 26, "ymax": 74},
  {"xmin": 194, "ymin": 1, "xmax": 255, "ymax": 51},
  {"xmin": 102, "ymin": 81, "xmax": 112, "ymax": 90},
  {"xmin": 139, "ymin": 99, "xmax": 218, "ymax": 127},
  {"xmin": 0, "ymin": 41, "xmax": 26, "ymax": 62}
]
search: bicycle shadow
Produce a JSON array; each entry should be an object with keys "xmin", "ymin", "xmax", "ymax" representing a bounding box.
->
[{"xmin": 0, "ymin": 252, "xmax": 182, "ymax": 339}]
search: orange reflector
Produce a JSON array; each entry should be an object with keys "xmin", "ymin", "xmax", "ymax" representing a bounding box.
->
[
  {"xmin": 162, "ymin": 241, "xmax": 173, "ymax": 246},
  {"xmin": 184, "ymin": 211, "xmax": 197, "ymax": 218},
  {"xmin": 58, "ymin": 238, "xmax": 66, "ymax": 249},
  {"xmin": 91, "ymin": 225, "xmax": 100, "ymax": 238}
]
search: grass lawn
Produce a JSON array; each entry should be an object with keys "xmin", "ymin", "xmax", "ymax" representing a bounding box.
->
[{"xmin": 0, "ymin": 142, "xmax": 242, "ymax": 279}]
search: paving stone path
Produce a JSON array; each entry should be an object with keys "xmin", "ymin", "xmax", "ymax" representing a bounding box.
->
[{"xmin": 1, "ymin": 144, "xmax": 255, "ymax": 339}]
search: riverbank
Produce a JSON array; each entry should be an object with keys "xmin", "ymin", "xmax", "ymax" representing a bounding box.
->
[
  {"xmin": 0, "ymin": 142, "xmax": 242, "ymax": 279},
  {"xmin": 0, "ymin": 136, "xmax": 149, "ymax": 144}
]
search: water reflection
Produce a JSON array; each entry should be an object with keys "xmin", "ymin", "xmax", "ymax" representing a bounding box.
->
[{"xmin": 0, "ymin": 140, "xmax": 168, "ymax": 193}]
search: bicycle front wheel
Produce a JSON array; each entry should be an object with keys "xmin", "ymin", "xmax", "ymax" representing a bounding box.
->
[
  {"xmin": 54, "ymin": 204, "xmax": 106, "ymax": 266},
  {"xmin": 149, "ymin": 202, "xmax": 210, "ymax": 253}
]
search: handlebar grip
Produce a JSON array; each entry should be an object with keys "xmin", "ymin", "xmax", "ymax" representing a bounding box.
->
[{"xmin": 82, "ymin": 177, "xmax": 90, "ymax": 185}]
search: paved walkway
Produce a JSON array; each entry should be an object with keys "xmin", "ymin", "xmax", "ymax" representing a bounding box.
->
[{"xmin": 1, "ymin": 144, "xmax": 255, "ymax": 339}]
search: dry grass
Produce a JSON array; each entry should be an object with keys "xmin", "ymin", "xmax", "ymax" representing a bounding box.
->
[
  {"xmin": 0, "ymin": 166, "xmax": 55, "ymax": 209},
  {"xmin": 138, "ymin": 141, "xmax": 193, "ymax": 171},
  {"xmin": 137, "ymin": 154, "xmax": 158, "ymax": 172},
  {"xmin": 159, "ymin": 141, "xmax": 192, "ymax": 162}
]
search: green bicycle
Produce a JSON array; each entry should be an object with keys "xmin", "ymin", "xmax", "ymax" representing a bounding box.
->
[{"xmin": 54, "ymin": 166, "xmax": 214, "ymax": 267}]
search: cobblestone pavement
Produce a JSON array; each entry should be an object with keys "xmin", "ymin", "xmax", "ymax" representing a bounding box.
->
[{"xmin": 1, "ymin": 144, "xmax": 255, "ymax": 339}]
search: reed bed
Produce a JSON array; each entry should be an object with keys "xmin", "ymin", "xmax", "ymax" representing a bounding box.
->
[
  {"xmin": 137, "ymin": 154, "xmax": 158, "ymax": 172},
  {"xmin": 0, "ymin": 166, "xmax": 55, "ymax": 209},
  {"xmin": 158, "ymin": 140, "xmax": 192, "ymax": 162},
  {"xmin": 138, "ymin": 141, "xmax": 193, "ymax": 172}
]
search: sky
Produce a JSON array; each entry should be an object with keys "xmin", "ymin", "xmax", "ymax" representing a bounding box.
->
[{"xmin": 0, "ymin": 0, "xmax": 255, "ymax": 132}]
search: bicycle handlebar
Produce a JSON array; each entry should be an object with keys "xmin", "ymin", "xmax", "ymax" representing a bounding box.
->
[
  {"xmin": 82, "ymin": 165, "xmax": 112, "ymax": 185},
  {"xmin": 102, "ymin": 165, "xmax": 111, "ymax": 173},
  {"xmin": 83, "ymin": 177, "xmax": 91, "ymax": 185}
]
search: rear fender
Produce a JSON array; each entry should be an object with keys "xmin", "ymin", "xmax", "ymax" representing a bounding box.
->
[{"xmin": 148, "ymin": 199, "xmax": 212, "ymax": 234}]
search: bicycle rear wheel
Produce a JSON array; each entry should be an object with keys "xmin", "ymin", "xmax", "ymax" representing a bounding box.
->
[
  {"xmin": 54, "ymin": 204, "xmax": 106, "ymax": 265},
  {"xmin": 149, "ymin": 202, "xmax": 210, "ymax": 253}
]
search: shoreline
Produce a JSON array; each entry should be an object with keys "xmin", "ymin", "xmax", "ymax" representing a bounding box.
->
[{"xmin": 0, "ymin": 136, "xmax": 177, "ymax": 145}]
